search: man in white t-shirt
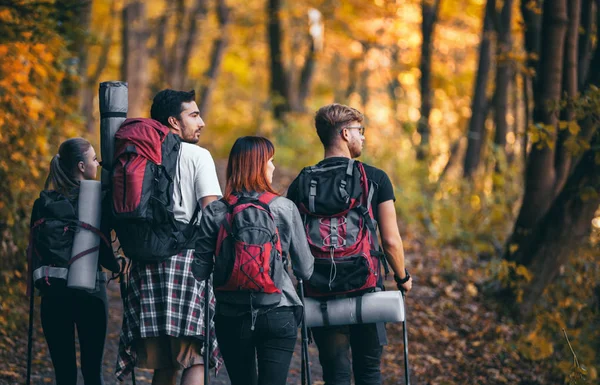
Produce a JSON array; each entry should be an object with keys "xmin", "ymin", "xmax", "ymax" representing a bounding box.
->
[{"xmin": 116, "ymin": 90, "xmax": 222, "ymax": 385}]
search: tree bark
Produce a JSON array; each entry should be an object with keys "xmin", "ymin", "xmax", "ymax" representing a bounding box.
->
[
  {"xmin": 174, "ymin": 0, "xmax": 209, "ymax": 89},
  {"xmin": 417, "ymin": 0, "xmax": 441, "ymax": 160},
  {"xmin": 82, "ymin": 0, "xmax": 117, "ymax": 132},
  {"xmin": 121, "ymin": 1, "xmax": 149, "ymax": 118},
  {"xmin": 198, "ymin": 0, "xmax": 230, "ymax": 116},
  {"xmin": 518, "ymin": 142, "xmax": 600, "ymax": 319},
  {"xmin": 297, "ymin": 39, "xmax": 317, "ymax": 111},
  {"xmin": 577, "ymin": 0, "xmax": 595, "ymax": 91},
  {"xmin": 463, "ymin": 0, "xmax": 496, "ymax": 177},
  {"xmin": 586, "ymin": 4, "xmax": 600, "ymax": 87},
  {"xmin": 554, "ymin": 0, "xmax": 581, "ymax": 196},
  {"xmin": 505, "ymin": 0, "xmax": 569, "ymax": 261},
  {"xmin": 387, "ymin": 47, "xmax": 403, "ymax": 129},
  {"xmin": 345, "ymin": 58, "xmax": 360, "ymax": 101},
  {"xmin": 56, "ymin": 0, "xmax": 93, "ymax": 98},
  {"xmin": 267, "ymin": 0, "xmax": 290, "ymax": 121},
  {"xmin": 492, "ymin": 0, "xmax": 514, "ymax": 157},
  {"xmin": 521, "ymin": 0, "xmax": 543, "ymax": 102}
]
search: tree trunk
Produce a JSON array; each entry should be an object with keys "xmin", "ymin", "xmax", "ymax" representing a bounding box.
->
[
  {"xmin": 417, "ymin": 0, "xmax": 441, "ymax": 160},
  {"xmin": 121, "ymin": 1, "xmax": 149, "ymax": 118},
  {"xmin": 493, "ymin": 0, "xmax": 514, "ymax": 158},
  {"xmin": 518, "ymin": 143, "xmax": 600, "ymax": 319},
  {"xmin": 174, "ymin": 0, "xmax": 209, "ymax": 90},
  {"xmin": 554, "ymin": 0, "xmax": 581, "ymax": 195},
  {"xmin": 521, "ymin": 0, "xmax": 543, "ymax": 102},
  {"xmin": 198, "ymin": 0, "xmax": 230, "ymax": 116},
  {"xmin": 505, "ymin": 0, "xmax": 569, "ymax": 261},
  {"xmin": 297, "ymin": 8, "xmax": 323, "ymax": 111},
  {"xmin": 387, "ymin": 47, "xmax": 403, "ymax": 129},
  {"xmin": 345, "ymin": 58, "xmax": 360, "ymax": 101},
  {"xmin": 82, "ymin": 0, "xmax": 117, "ymax": 132},
  {"xmin": 297, "ymin": 39, "xmax": 317, "ymax": 111},
  {"xmin": 586, "ymin": 4, "xmax": 600, "ymax": 87},
  {"xmin": 463, "ymin": 0, "xmax": 496, "ymax": 177},
  {"xmin": 56, "ymin": 0, "xmax": 93, "ymax": 98},
  {"xmin": 267, "ymin": 0, "xmax": 290, "ymax": 121},
  {"xmin": 577, "ymin": 0, "xmax": 595, "ymax": 91}
]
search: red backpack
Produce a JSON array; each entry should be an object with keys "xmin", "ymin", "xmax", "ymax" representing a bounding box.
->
[
  {"xmin": 293, "ymin": 159, "xmax": 386, "ymax": 298},
  {"xmin": 111, "ymin": 118, "xmax": 199, "ymax": 263},
  {"xmin": 213, "ymin": 193, "xmax": 285, "ymax": 307}
]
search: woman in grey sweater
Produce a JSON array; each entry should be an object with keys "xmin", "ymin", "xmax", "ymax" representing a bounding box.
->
[{"xmin": 192, "ymin": 136, "xmax": 314, "ymax": 385}]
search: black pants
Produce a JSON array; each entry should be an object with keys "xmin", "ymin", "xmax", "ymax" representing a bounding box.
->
[
  {"xmin": 215, "ymin": 307, "xmax": 298, "ymax": 385},
  {"xmin": 312, "ymin": 323, "xmax": 386, "ymax": 385},
  {"xmin": 40, "ymin": 292, "xmax": 108, "ymax": 385}
]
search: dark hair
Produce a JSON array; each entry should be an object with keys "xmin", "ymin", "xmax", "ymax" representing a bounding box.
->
[
  {"xmin": 150, "ymin": 89, "xmax": 196, "ymax": 127},
  {"xmin": 314, "ymin": 103, "xmax": 364, "ymax": 147},
  {"xmin": 44, "ymin": 138, "xmax": 92, "ymax": 197},
  {"xmin": 224, "ymin": 136, "xmax": 278, "ymax": 199}
]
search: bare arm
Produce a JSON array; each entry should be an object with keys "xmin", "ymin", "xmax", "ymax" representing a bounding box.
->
[
  {"xmin": 200, "ymin": 195, "xmax": 218, "ymax": 209},
  {"xmin": 378, "ymin": 200, "xmax": 412, "ymax": 292}
]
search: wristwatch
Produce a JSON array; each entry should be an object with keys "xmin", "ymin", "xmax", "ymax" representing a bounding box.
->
[{"xmin": 394, "ymin": 269, "xmax": 411, "ymax": 285}]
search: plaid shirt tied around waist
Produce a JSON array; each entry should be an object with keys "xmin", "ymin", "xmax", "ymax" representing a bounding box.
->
[{"xmin": 116, "ymin": 249, "xmax": 222, "ymax": 380}]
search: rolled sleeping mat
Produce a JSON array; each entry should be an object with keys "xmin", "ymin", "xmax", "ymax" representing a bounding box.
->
[
  {"xmin": 67, "ymin": 180, "xmax": 102, "ymax": 291},
  {"xmin": 99, "ymin": 81, "xmax": 128, "ymax": 187},
  {"xmin": 304, "ymin": 291, "xmax": 405, "ymax": 328}
]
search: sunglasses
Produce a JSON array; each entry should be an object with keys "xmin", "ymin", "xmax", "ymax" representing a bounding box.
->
[{"xmin": 340, "ymin": 125, "xmax": 365, "ymax": 136}]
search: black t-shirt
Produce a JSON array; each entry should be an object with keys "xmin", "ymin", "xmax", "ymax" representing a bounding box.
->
[{"xmin": 286, "ymin": 157, "xmax": 395, "ymax": 223}]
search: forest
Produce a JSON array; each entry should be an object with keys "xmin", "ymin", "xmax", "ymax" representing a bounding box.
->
[{"xmin": 0, "ymin": 0, "xmax": 599, "ymax": 384}]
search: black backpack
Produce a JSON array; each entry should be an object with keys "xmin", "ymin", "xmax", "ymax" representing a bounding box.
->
[
  {"xmin": 28, "ymin": 190, "xmax": 108, "ymax": 290},
  {"xmin": 111, "ymin": 118, "xmax": 200, "ymax": 263},
  {"xmin": 292, "ymin": 159, "xmax": 386, "ymax": 297}
]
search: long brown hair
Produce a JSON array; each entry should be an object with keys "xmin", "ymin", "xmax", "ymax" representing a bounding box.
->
[
  {"xmin": 224, "ymin": 136, "xmax": 278, "ymax": 199},
  {"xmin": 44, "ymin": 137, "xmax": 91, "ymax": 198}
]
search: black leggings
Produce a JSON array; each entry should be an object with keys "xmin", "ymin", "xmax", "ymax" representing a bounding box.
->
[{"xmin": 40, "ymin": 293, "xmax": 108, "ymax": 385}]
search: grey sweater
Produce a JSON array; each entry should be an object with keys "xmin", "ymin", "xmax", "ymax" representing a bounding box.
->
[{"xmin": 192, "ymin": 192, "xmax": 314, "ymax": 311}]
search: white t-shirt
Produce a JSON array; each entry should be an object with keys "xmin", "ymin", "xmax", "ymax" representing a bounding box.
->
[{"xmin": 173, "ymin": 142, "xmax": 222, "ymax": 224}]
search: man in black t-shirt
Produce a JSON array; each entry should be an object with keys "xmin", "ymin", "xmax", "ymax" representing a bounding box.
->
[{"xmin": 287, "ymin": 103, "xmax": 412, "ymax": 385}]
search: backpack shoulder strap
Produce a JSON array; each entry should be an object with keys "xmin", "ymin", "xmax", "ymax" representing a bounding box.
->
[{"xmin": 258, "ymin": 192, "xmax": 279, "ymax": 206}]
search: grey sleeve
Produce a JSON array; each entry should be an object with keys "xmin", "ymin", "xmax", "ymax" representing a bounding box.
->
[
  {"xmin": 192, "ymin": 202, "xmax": 224, "ymax": 281},
  {"xmin": 275, "ymin": 199, "xmax": 314, "ymax": 281}
]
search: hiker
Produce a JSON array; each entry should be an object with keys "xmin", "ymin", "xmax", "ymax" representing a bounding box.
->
[
  {"xmin": 29, "ymin": 137, "xmax": 120, "ymax": 385},
  {"xmin": 115, "ymin": 89, "xmax": 222, "ymax": 385},
  {"xmin": 192, "ymin": 136, "xmax": 314, "ymax": 385},
  {"xmin": 287, "ymin": 103, "xmax": 413, "ymax": 385}
]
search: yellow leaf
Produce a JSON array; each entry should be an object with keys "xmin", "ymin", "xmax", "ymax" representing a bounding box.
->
[
  {"xmin": 466, "ymin": 283, "xmax": 478, "ymax": 297},
  {"xmin": 568, "ymin": 121, "xmax": 580, "ymax": 135},
  {"xmin": 558, "ymin": 121, "xmax": 568, "ymax": 130}
]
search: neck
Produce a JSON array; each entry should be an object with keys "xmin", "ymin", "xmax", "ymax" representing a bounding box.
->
[{"xmin": 324, "ymin": 145, "xmax": 351, "ymax": 159}]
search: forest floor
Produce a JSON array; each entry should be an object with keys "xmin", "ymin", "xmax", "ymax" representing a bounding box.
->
[{"xmin": 0, "ymin": 161, "xmax": 564, "ymax": 385}]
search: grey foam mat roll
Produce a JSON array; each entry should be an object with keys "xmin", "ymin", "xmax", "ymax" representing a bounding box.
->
[
  {"xmin": 99, "ymin": 81, "xmax": 128, "ymax": 187},
  {"xmin": 67, "ymin": 180, "xmax": 102, "ymax": 291},
  {"xmin": 304, "ymin": 291, "xmax": 405, "ymax": 328}
]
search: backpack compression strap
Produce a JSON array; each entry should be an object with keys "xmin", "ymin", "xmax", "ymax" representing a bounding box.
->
[{"xmin": 29, "ymin": 218, "xmax": 112, "ymax": 267}]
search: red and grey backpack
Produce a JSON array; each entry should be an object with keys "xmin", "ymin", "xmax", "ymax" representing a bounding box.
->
[
  {"xmin": 213, "ymin": 192, "xmax": 285, "ymax": 308},
  {"xmin": 111, "ymin": 118, "xmax": 199, "ymax": 263},
  {"xmin": 293, "ymin": 159, "xmax": 386, "ymax": 298}
]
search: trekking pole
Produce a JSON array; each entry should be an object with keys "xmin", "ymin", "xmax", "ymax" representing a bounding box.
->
[
  {"xmin": 204, "ymin": 277, "xmax": 211, "ymax": 385},
  {"xmin": 26, "ymin": 272, "xmax": 34, "ymax": 385},
  {"xmin": 401, "ymin": 290, "xmax": 411, "ymax": 385},
  {"xmin": 298, "ymin": 279, "xmax": 312, "ymax": 385}
]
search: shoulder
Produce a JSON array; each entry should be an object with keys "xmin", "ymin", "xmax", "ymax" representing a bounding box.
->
[
  {"xmin": 268, "ymin": 195, "xmax": 298, "ymax": 215},
  {"xmin": 180, "ymin": 143, "xmax": 214, "ymax": 162},
  {"xmin": 361, "ymin": 161, "xmax": 392, "ymax": 185}
]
